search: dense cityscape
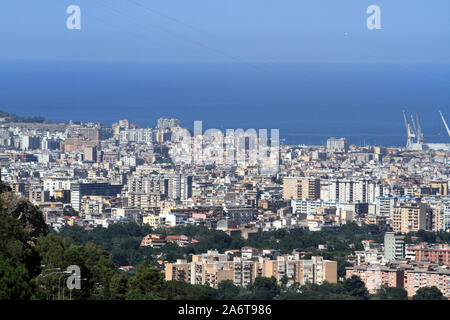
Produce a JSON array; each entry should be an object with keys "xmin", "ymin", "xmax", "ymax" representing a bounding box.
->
[{"xmin": 0, "ymin": 112, "xmax": 449, "ymax": 300}]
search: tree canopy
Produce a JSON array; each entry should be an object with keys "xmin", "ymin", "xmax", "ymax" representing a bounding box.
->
[{"xmin": 413, "ymin": 286, "xmax": 445, "ymax": 300}]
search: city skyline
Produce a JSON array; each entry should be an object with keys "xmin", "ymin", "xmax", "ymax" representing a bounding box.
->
[{"xmin": 1, "ymin": 0, "xmax": 450, "ymax": 306}]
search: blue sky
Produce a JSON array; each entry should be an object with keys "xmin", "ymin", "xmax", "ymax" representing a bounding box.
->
[{"xmin": 0, "ymin": 0, "xmax": 449, "ymax": 63}]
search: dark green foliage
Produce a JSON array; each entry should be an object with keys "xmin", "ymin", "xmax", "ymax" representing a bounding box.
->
[
  {"xmin": 244, "ymin": 277, "xmax": 280, "ymax": 300},
  {"xmin": 413, "ymin": 286, "xmax": 445, "ymax": 300},
  {"xmin": 0, "ymin": 256, "xmax": 34, "ymax": 300},
  {"xmin": 109, "ymin": 273, "xmax": 129, "ymax": 300},
  {"xmin": 34, "ymin": 234, "xmax": 119, "ymax": 300},
  {"xmin": 246, "ymin": 222, "xmax": 383, "ymax": 258},
  {"xmin": 63, "ymin": 206, "xmax": 77, "ymax": 216},
  {"xmin": 342, "ymin": 275, "xmax": 370, "ymax": 299},
  {"xmin": 161, "ymin": 281, "xmax": 216, "ymax": 300},
  {"xmin": 56, "ymin": 223, "xmax": 153, "ymax": 266},
  {"xmin": 279, "ymin": 281, "xmax": 356, "ymax": 300},
  {"xmin": 371, "ymin": 286, "xmax": 408, "ymax": 300},
  {"xmin": 56, "ymin": 222, "xmax": 385, "ymax": 269},
  {"xmin": 337, "ymin": 260, "xmax": 352, "ymax": 279},
  {"xmin": 407, "ymin": 230, "xmax": 450, "ymax": 244},
  {"xmin": 0, "ymin": 110, "xmax": 45, "ymax": 123},
  {"xmin": 0, "ymin": 215, "xmax": 42, "ymax": 278},
  {"xmin": 127, "ymin": 261, "xmax": 164, "ymax": 299},
  {"xmin": 0, "ymin": 202, "xmax": 42, "ymax": 300},
  {"xmin": 216, "ymin": 280, "xmax": 241, "ymax": 300},
  {"xmin": 0, "ymin": 191, "xmax": 48, "ymax": 241},
  {"xmin": 36, "ymin": 234, "xmax": 70, "ymax": 268}
]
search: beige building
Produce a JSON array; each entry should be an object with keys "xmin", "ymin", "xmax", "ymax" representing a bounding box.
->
[
  {"xmin": 392, "ymin": 202, "xmax": 427, "ymax": 234},
  {"xmin": 165, "ymin": 251, "xmax": 337, "ymax": 289},
  {"xmin": 429, "ymin": 181, "xmax": 448, "ymax": 196},
  {"xmin": 127, "ymin": 192, "xmax": 161, "ymax": 210},
  {"xmin": 264, "ymin": 255, "xmax": 336, "ymax": 286},
  {"xmin": 283, "ymin": 177, "xmax": 320, "ymax": 200},
  {"xmin": 142, "ymin": 214, "xmax": 165, "ymax": 228}
]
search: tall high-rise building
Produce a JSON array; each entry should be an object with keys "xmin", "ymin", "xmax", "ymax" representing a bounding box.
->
[
  {"xmin": 283, "ymin": 177, "xmax": 300, "ymax": 200},
  {"xmin": 283, "ymin": 177, "xmax": 320, "ymax": 200},
  {"xmin": 127, "ymin": 174, "xmax": 192, "ymax": 201},
  {"xmin": 384, "ymin": 232, "xmax": 406, "ymax": 261},
  {"xmin": 376, "ymin": 197, "xmax": 397, "ymax": 217},
  {"xmin": 20, "ymin": 135, "xmax": 41, "ymax": 151},
  {"xmin": 329, "ymin": 179, "xmax": 382, "ymax": 203},
  {"xmin": 164, "ymin": 174, "xmax": 193, "ymax": 201},
  {"xmin": 71, "ymin": 183, "xmax": 123, "ymax": 212},
  {"xmin": 84, "ymin": 146, "xmax": 97, "ymax": 162}
]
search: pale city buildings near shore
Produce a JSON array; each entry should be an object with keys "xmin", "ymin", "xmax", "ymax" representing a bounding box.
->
[{"xmin": 1, "ymin": 116, "xmax": 449, "ymax": 298}]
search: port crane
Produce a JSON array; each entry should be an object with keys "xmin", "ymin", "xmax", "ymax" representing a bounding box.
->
[
  {"xmin": 438, "ymin": 110, "xmax": 450, "ymax": 137},
  {"xmin": 403, "ymin": 110, "xmax": 416, "ymax": 148}
]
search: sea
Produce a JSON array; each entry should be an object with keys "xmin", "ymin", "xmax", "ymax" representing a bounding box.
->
[{"xmin": 1, "ymin": 60, "xmax": 449, "ymax": 147}]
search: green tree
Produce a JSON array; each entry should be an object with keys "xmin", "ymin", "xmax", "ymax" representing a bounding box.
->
[
  {"xmin": 36, "ymin": 234, "xmax": 69, "ymax": 268},
  {"xmin": 161, "ymin": 281, "xmax": 216, "ymax": 300},
  {"xmin": 245, "ymin": 277, "xmax": 280, "ymax": 300},
  {"xmin": 413, "ymin": 286, "xmax": 445, "ymax": 300},
  {"xmin": 127, "ymin": 261, "xmax": 164, "ymax": 300},
  {"xmin": 342, "ymin": 275, "xmax": 369, "ymax": 299},
  {"xmin": 280, "ymin": 275, "xmax": 289, "ymax": 291},
  {"xmin": 63, "ymin": 206, "xmax": 77, "ymax": 216},
  {"xmin": 371, "ymin": 286, "xmax": 408, "ymax": 300},
  {"xmin": 0, "ymin": 191, "xmax": 48, "ymax": 241},
  {"xmin": 216, "ymin": 280, "xmax": 240, "ymax": 300},
  {"xmin": 35, "ymin": 237, "xmax": 118, "ymax": 300},
  {"xmin": 337, "ymin": 260, "xmax": 352, "ymax": 279},
  {"xmin": 0, "ymin": 215, "xmax": 42, "ymax": 276},
  {"xmin": 110, "ymin": 273, "xmax": 129, "ymax": 300},
  {"xmin": 279, "ymin": 281, "xmax": 355, "ymax": 300},
  {"xmin": 0, "ymin": 256, "xmax": 34, "ymax": 300}
]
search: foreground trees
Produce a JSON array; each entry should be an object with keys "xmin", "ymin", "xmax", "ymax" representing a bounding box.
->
[
  {"xmin": 0, "ymin": 184, "xmax": 448, "ymax": 301},
  {"xmin": 0, "ymin": 215, "xmax": 41, "ymax": 300},
  {"xmin": 371, "ymin": 286, "xmax": 408, "ymax": 300},
  {"xmin": 413, "ymin": 286, "xmax": 445, "ymax": 300}
]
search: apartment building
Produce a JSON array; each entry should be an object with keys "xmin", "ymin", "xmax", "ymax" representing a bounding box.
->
[
  {"xmin": 408, "ymin": 246, "xmax": 450, "ymax": 266},
  {"xmin": 329, "ymin": 179, "xmax": 381, "ymax": 203},
  {"xmin": 345, "ymin": 265, "xmax": 404, "ymax": 294},
  {"xmin": 111, "ymin": 207, "xmax": 141, "ymax": 223},
  {"xmin": 165, "ymin": 251, "xmax": 337, "ymax": 289},
  {"xmin": 142, "ymin": 214, "xmax": 166, "ymax": 228},
  {"xmin": 326, "ymin": 137, "xmax": 349, "ymax": 152},
  {"xmin": 127, "ymin": 192, "xmax": 161, "ymax": 210},
  {"xmin": 264, "ymin": 255, "xmax": 337, "ymax": 287},
  {"xmin": 71, "ymin": 182, "xmax": 123, "ymax": 211},
  {"xmin": 384, "ymin": 232, "xmax": 406, "ymax": 262},
  {"xmin": 347, "ymin": 260, "xmax": 450, "ymax": 299},
  {"xmin": 283, "ymin": 177, "xmax": 320, "ymax": 200},
  {"xmin": 392, "ymin": 201, "xmax": 427, "ymax": 234},
  {"xmin": 403, "ymin": 262, "xmax": 450, "ymax": 298}
]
